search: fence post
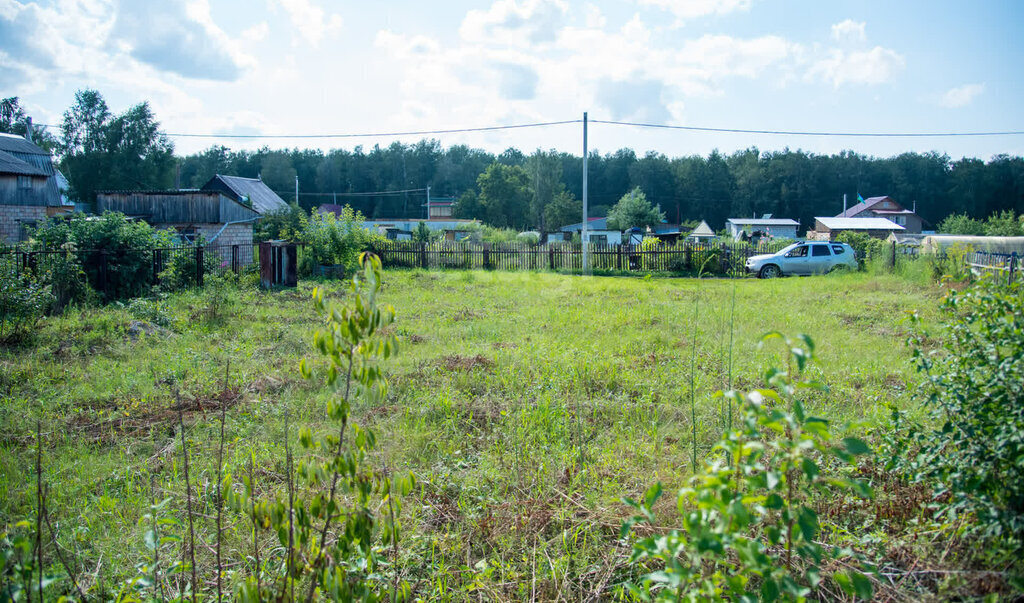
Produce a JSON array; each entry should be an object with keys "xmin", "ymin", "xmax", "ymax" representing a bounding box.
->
[
  {"xmin": 1009, "ymin": 252, "xmax": 1018, "ymax": 285},
  {"xmin": 483, "ymin": 243, "xmax": 491, "ymax": 270},
  {"xmin": 684, "ymin": 244, "xmax": 692, "ymax": 271},
  {"xmin": 419, "ymin": 242, "xmax": 427, "ymax": 269},
  {"xmin": 891, "ymin": 239, "xmax": 897, "ymax": 270},
  {"xmin": 196, "ymin": 244, "xmax": 204, "ymax": 287},
  {"xmin": 153, "ymin": 249, "xmax": 160, "ymax": 284},
  {"xmin": 232, "ymin": 245, "xmax": 239, "ymax": 273},
  {"xmin": 99, "ymin": 250, "xmax": 109, "ymax": 299}
]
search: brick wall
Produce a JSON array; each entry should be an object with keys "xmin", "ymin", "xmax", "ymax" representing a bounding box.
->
[
  {"xmin": 198, "ymin": 223, "xmax": 254, "ymax": 267},
  {"xmin": 0, "ymin": 204, "xmax": 48, "ymax": 244}
]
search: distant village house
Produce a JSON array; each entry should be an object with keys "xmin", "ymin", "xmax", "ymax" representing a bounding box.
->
[
  {"xmin": 0, "ymin": 133, "xmax": 72, "ymax": 243},
  {"xmin": 835, "ymin": 196, "xmax": 925, "ymax": 233},
  {"xmin": 808, "ymin": 217, "xmax": 905, "ymax": 240}
]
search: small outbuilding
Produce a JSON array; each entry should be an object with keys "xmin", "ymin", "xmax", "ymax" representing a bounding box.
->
[
  {"xmin": 96, "ymin": 190, "xmax": 260, "ymax": 263},
  {"xmin": 726, "ymin": 217, "xmax": 799, "ymax": 240},
  {"xmin": 687, "ymin": 220, "xmax": 716, "ymax": 242}
]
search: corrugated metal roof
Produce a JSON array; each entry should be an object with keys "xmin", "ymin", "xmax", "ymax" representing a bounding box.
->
[
  {"xmin": 0, "ymin": 150, "xmax": 47, "ymax": 176},
  {"xmin": 202, "ymin": 175, "xmax": 289, "ymax": 215},
  {"xmin": 816, "ymin": 217, "xmax": 904, "ymax": 230},
  {"xmin": 0, "ymin": 135, "xmax": 60, "ymax": 206},
  {"xmin": 727, "ymin": 218, "xmax": 799, "ymax": 226},
  {"xmin": 0, "ymin": 133, "xmax": 49, "ymax": 155},
  {"xmin": 837, "ymin": 196, "xmax": 895, "ymax": 218}
]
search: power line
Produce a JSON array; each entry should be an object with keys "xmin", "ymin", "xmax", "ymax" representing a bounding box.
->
[
  {"xmin": 591, "ymin": 119, "xmax": 1024, "ymax": 138},
  {"xmin": 274, "ymin": 187, "xmax": 427, "ymax": 197},
  {"xmin": 39, "ymin": 120, "xmax": 582, "ymax": 140},
  {"xmin": 39, "ymin": 117, "xmax": 1024, "ymax": 140}
]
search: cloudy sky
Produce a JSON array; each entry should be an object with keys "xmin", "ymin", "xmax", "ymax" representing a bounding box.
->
[{"xmin": 2, "ymin": 0, "xmax": 1022, "ymax": 159}]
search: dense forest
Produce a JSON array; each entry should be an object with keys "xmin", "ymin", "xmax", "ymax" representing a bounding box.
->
[{"xmin": 6, "ymin": 91, "xmax": 1024, "ymax": 231}]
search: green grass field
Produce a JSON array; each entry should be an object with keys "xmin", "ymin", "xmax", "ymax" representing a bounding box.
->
[{"xmin": 0, "ymin": 269, "xmax": 945, "ymax": 599}]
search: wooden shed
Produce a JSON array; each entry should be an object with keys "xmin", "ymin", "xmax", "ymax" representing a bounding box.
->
[{"xmin": 95, "ymin": 190, "xmax": 259, "ymax": 249}]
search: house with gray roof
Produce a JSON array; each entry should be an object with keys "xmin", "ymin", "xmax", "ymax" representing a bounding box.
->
[
  {"xmin": 809, "ymin": 216, "xmax": 904, "ymax": 240},
  {"xmin": 0, "ymin": 133, "xmax": 70, "ymax": 243},
  {"xmin": 201, "ymin": 174, "xmax": 289, "ymax": 215},
  {"xmin": 836, "ymin": 196, "xmax": 925, "ymax": 233}
]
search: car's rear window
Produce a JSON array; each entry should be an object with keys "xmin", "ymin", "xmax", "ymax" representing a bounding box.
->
[
  {"xmin": 811, "ymin": 244, "xmax": 831, "ymax": 257},
  {"xmin": 831, "ymin": 245, "xmax": 845, "ymax": 255}
]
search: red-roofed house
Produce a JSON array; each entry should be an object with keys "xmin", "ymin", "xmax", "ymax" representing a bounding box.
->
[{"xmin": 836, "ymin": 196, "xmax": 925, "ymax": 233}]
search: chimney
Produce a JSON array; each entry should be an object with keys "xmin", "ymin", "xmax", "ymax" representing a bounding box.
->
[
  {"xmin": 25, "ymin": 116, "xmax": 33, "ymax": 143},
  {"xmin": 843, "ymin": 193, "xmax": 847, "ymax": 215},
  {"xmin": 913, "ymin": 199, "xmax": 916, "ymax": 213}
]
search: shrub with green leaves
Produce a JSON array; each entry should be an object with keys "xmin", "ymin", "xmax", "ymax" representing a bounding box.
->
[
  {"xmin": 894, "ymin": 276, "xmax": 1024, "ymax": 541},
  {"xmin": 157, "ymin": 245, "xmax": 222, "ymax": 291},
  {"xmin": 0, "ymin": 260, "xmax": 54, "ymax": 344},
  {"xmin": 835, "ymin": 231, "xmax": 886, "ymax": 270},
  {"xmin": 621, "ymin": 333, "xmax": 874, "ymax": 601},
  {"xmin": 297, "ymin": 205, "xmax": 382, "ymax": 275},
  {"xmin": 31, "ymin": 212, "xmax": 166, "ymax": 300},
  {"xmin": 224, "ymin": 252, "xmax": 413, "ymax": 600}
]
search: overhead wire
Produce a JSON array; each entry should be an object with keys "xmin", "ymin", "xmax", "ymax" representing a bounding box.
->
[
  {"xmin": 274, "ymin": 188, "xmax": 428, "ymax": 197},
  {"xmin": 590, "ymin": 119, "xmax": 1024, "ymax": 138},
  {"xmin": 38, "ymin": 118, "xmax": 1024, "ymax": 139}
]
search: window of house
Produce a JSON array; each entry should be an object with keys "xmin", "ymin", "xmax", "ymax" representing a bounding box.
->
[
  {"xmin": 17, "ymin": 175, "xmax": 32, "ymax": 189},
  {"xmin": 811, "ymin": 244, "xmax": 831, "ymax": 256},
  {"xmin": 895, "ymin": 215, "xmax": 906, "ymax": 226},
  {"xmin": 589, "ymin": 234, "xmax": 608, "ymax": 246}
]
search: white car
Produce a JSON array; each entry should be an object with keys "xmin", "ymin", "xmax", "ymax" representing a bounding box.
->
[{"xmin": 746, "ymin": 242, "xmax": 857, "ymax": 278}]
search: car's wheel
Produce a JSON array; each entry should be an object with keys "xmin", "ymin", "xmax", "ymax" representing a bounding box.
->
[{"xmin": 759, "ymin": 264, "xmax": 781, "ymax": 279}]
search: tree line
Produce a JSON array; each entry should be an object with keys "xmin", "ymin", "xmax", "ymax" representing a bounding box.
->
[{"xmin": 4, "ymin": 90, "xmax": 1024, "ymax": 232}]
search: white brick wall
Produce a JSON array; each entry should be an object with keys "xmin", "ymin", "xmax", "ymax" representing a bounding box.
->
[{"xmin": 0, "ymin": 205, "xmax": 49, "ymax": 244}]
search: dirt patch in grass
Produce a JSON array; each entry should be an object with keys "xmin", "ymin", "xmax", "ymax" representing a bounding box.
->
[
  {"xmin": 66, "ymin": 387, "xmax": 243, "ymax": 443},
  {"xmin": 439, "ymin": 354, "xmax": 493, "ymax": 372},
  {"xmin": 448, "ymin": 308, "xmax": 482, "ymax": 322}
]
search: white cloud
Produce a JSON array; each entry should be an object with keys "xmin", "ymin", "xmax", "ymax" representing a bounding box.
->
[
  {"xmin": 636, "ymin": 0, "xmax": 752, "ymax": 23},
  {"xmin": 584, "ymin": 3, "xmax": 606, "ymax": 28},
  {"xmin": 460, "ymin": 0, "xmax": 568, "ymax": 45},
  {"xmin": 681, "ymin": 34, "xmax": 794, "ymax": 79},
  {"xmin": 830, "ymin": 19, "xmax": 866, "ymax": 43},
  {"xmin": 274, "ymin": 0, "xmax": 342, "ymax": 46},
  {"xmin": 940, "ymin": 83, "xmax": 984, "ymax": 108},
  {"xmin": 808, "ymin": 46, "xmax": 905, "ymax": 87},
  {"xmin": 241, "ymin": 22, "xmax": 269, "ymax": 43}
]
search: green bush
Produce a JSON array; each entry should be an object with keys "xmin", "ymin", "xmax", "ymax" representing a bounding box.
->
[
  {"xmin": 30, "ymin": 212, "xmax": 167, "ymax": 300},
  {"xmin": 621, "ymin": 333, "xmax": 874, "ymax": 601},
  {"xmin": 254, "ymin": 202, "xmax": 306, "ymax": 242},
  {"xmin": 893, "ymin": 277, "xmax": 1024, "ymax": 541},
  {"xmin": 835, "ymin": 231, "xmax": 887, "ymax": 270},
  {"xmin": 0, "ymin": 259, "xmax": 54, "ymax": 344},
  {"xmin": 122, "ymin": 296, "xmax": 174, "ymax": 328},
  {"xmin": 297, "ymin": 205, "xmax": 382, "ymax": 275},
  {"xmin": 33, "ymin": 242, "xmax": 96, "ymax": 313},
  {"xmin": 157, "ymin": 246, "xmax": 222, "ymax": 291}
]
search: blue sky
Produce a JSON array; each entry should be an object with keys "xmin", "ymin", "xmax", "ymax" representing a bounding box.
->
[{"xmin": 2, "ymin": 0, "xmax": 1022, "ymax": 159}]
